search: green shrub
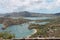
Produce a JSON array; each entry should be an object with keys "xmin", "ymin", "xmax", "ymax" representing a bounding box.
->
[{"xmin": 0, "ymin": 31, "xmax": 15, "ymax": 39}]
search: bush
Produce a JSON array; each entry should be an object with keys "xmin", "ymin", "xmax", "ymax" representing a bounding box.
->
[{"xmin": 0, "ymin": 31, "xmax": 15, "ymax": 39}]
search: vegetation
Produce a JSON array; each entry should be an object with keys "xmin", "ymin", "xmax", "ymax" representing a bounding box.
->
[
  {"xmin": 29, "ymin": 24, "xmax": 48, "ymax": 38},
  {"xmin": 0, "ymin": 16, "xmax": 60, "ymax": 38},
  {"xmin": 28, "ymin": 24, "xmax": 40, "ymax": 29},
  {"xmin": 29, "ymin": 17, "xmax": 60, "ymax": 38},
  {"xmin": 0, "ymin": 31, "xmax": 15, "ymax": 39}
]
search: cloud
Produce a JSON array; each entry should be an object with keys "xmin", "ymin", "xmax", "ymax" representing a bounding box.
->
[{"xmin": 0, "ymin": 0, "xmax": 60, "ymax": 13}]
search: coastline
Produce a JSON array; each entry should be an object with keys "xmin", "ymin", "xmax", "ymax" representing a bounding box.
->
[{"xmin": 26, "ymin": 29, "xmax": 37, "ymax": 38}]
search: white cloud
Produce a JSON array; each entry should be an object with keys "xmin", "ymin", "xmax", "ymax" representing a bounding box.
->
[{"xmin": 0, "ymin": 0, "xmax": 60, "ymax": 13}]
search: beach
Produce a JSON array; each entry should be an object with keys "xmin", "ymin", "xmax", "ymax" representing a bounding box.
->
[{"xmin": 26, "ymin": 29, "xmax": 37, "ymax": 38}]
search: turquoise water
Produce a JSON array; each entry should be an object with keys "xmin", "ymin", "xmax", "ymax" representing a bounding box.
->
[
  {"xmin": 0, "ymin": 24, "xmax": 4, "ymax": 32},
  {"xmin": 0, "ymin": 23, "xmax": 34, "ymax": 38},
  {"xmin": 0, "ymin": 17, "xmax": 50, "ymax": 38}
]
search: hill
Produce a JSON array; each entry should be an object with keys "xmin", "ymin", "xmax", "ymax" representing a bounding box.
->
[
  {"xmin": 3, "ymin": 11, "xmax": 54, "ymax": 17},
  {"xmin": 0, "ymin": 11, "xmax": 58, "ymax": 17}
]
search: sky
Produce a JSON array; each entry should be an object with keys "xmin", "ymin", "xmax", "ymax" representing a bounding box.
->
[{"xmin": 0, "ymin": 0, "xmax": 60, "ymax": 14}]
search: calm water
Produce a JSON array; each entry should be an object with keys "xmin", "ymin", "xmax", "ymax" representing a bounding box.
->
[
  {"xmin": 0, "ymin": 17, "xmax": 50, "ymax": 38},
  {"xmin": 11, "ymin": 17, "xmax": 50, "ymax": 20},
  {"xmin": 24, "ymin": 17, "xmax": 50, "ymax": 20},
  {"xmin": 29, "ymin": 21, "xmax": 49, "ymax": 25}
]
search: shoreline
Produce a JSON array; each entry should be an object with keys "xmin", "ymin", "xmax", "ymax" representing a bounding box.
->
[{"xmin": 26, "ymin": 29, "xmax": 37, "ymax": 38}]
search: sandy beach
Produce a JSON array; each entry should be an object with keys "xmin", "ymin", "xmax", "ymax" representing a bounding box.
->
[{"xmin": 26, "ymin": 29, "xmax": 37, "ymax": 38}]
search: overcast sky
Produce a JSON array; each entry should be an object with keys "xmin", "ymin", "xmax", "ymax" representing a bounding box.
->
[{"xmin": 0, "ymin": 0, "xmax": 60, "ymax": 14}]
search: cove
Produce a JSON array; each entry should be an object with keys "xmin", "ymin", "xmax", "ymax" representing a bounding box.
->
[
  {"xmin": 0, "ymin": 17, "xmax": 50, "ymax": 38},
  {"xmin": 0, "ymin": 23, "xmax": 34, "ymax": 38}
]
